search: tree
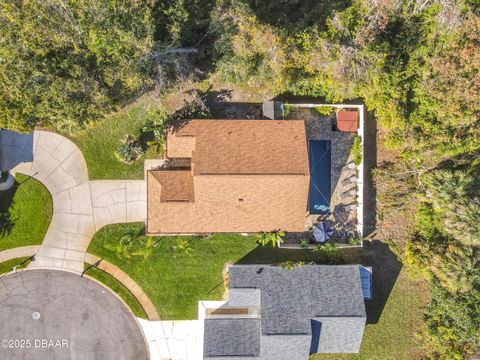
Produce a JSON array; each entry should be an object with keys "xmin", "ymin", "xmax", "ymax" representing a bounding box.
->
[{"xmin": 0, "ymin": 0, "xmax": 155, "ymax": 132}]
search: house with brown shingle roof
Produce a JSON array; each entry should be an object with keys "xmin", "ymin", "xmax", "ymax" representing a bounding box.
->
[{"xmin": 147, "ymin": 119, "xmax": 310, "ymax": 234}]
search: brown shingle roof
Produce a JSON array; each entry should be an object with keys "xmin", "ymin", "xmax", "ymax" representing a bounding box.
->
[
  {"xmin": 149, "ymin": 170, "xmax": 194, "ymax": 202},
  {"xmin": 147, "ymin": 174, "xmax": 309, "ymax": 233},
  {"xmin": 168, "ymin": 120, "xmax": 310, "ymax": 175},
  {"xmin": 147, "ymin": 119, "xmax": 310, "ymax": 234}
]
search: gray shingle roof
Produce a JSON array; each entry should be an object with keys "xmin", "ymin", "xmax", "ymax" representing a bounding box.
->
[
  {"xmin": 203, "ymin": 318, "xmax": 261, "ymax": 358},
  {"xmin": 204, "ymin": 265, "xmax": 367, "ymax": 359},
  {"xmin": 229, "ymin": 265, "xmax": 366, "ymax": 335}
]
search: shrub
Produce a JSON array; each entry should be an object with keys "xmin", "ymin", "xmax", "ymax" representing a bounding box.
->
[
  {"xmin": 299, "ymin": 238, "xmax": 309, "ymax": 248},
  {"xmin": 348, "ymin": 236, "xmax": 362, "ymax": 245},
  {"xmin": 313, "ymin": 106, "xmax": 335, "ymax": 116},
  {"xmin": 256, "ymin": 231, "xmax": 285, "ymax": 248},
  {"xmin": 313, "ymin": 242, "xmax": 339, "ymax": 264},
  {"xmin": 351, "ymin": 135, "xmax": 363, "ymax": 165},
  {"xmin": 114, "ymin": 135, "xmax": 143, "ymax": 164}
]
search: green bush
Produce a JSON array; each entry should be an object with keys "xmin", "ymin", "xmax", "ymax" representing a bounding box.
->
[
  {"xmin": 313, "ymin": 106, "xmax": 335, "ymax": 116},
  {"xmin": 351, "ymin": 135, "xmax": 363, "ymax": 165},
  {"xmin": 114, "ymin": 135, "xmax": 143, "ymax": 164}
]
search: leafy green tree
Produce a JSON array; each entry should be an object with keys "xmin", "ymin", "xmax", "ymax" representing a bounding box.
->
[{"xmin": 0, "ymin": 0, "xmax": 154, "ymax": 132}]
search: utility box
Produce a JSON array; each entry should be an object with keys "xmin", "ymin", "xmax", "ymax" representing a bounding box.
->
[{"xmin": 262, "ymin": 101, "xmax": 284, "ymax": 120}]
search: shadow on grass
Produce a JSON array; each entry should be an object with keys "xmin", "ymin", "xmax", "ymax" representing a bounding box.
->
[
  {"xmin": 0, "ymin": 181, "xmax": 17, "ymax": 237},
  {"xmin": 0, "ymin": 175, "xmax": 38, "ymax": 238},
  {"xmin": 234, "ymin": 240, "xmax": 401, "ymax": 325}
]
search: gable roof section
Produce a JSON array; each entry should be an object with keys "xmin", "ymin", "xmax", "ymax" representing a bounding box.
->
[
  {"xmin": 168, "ymin": 120, "xmax": 310, "ymax": 175},
  {"xmin": 228, "ymin": 265, "xmax": 366, "ymax": 335},
  {"xmin": 149, "ymin": 170, "xmax": 194, "ymax": 202},
  {"xmin": 205, "ymin": 265, "xmax": 367, "ymax": 359},
  {"xmin": 204, "ymin": 318, "xmax": 261, "ymax": 358}
]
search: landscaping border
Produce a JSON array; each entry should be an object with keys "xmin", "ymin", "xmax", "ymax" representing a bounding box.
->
[{"xmin": 84, "ymin": 253, "xmax": 160, "ymax": 320}]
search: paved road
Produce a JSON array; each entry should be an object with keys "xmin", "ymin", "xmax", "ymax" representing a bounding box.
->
[
  {"xmin": 6, "ymin": 130, "xmax": 147, "ymax": 273},
  {"xmin": 0, "ymin": 270, "xmax": 148, "ymax": 360}
]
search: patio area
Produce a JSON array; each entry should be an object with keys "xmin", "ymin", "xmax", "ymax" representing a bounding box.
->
[{"xmin": 283, "ymin": 106, "xmax": 362, "ymax": 247}]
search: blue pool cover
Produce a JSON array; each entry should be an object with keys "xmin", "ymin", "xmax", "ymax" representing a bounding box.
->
[{"xmin": 308, "ymin": 140, "xmax": 332, "ymax": 214}]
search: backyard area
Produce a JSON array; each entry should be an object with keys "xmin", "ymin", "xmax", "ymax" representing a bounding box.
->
[
  {"xmin": 87, "ymin": 223, "xmax": 429, "ymax": 359},
  {"xmin": 0, "ymin": 174, "xmax": 52, "ymax": 251}
]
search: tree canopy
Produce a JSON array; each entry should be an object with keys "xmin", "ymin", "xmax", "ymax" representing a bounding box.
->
[{"xmin": 0, "ymin": 0, "xmax": 154, "ymax": 132}]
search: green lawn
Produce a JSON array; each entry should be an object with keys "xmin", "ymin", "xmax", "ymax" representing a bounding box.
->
[
  {"xmin": 83, "ymin": 264, "xmax": 148, "ymax": 319},
  {"xmin": 88, "ymin": 223, "xmax": 261, "ymax": 319},
  {"xmin": 0, "ymin": 257, "xmax": 31, "ymax": 275},
  {"xmin": 0, "ymin": 174, "xmax": 52, "ymax": 251},
  {"xmin": 311, "ymin": 269, "xmax": 429, "ymax": 360},
  {"xmin": 73, "ymin": 101, "xmax": 160, "ymax": 180},
  {"xmin": 88, "ymin": 223, "xmax": 429, "ymax": 359}
]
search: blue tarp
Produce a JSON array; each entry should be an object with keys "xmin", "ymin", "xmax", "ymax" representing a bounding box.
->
[{"xmin": 308, "ymin": 140, "xmax": 332, "ymax": 214}]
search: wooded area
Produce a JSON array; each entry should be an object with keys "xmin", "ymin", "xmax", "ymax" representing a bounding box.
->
[{"xmin": 1, "ymin": 0, "xmax": 479, "ymax": 358}]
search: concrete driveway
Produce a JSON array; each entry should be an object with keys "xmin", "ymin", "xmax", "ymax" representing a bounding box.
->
[
  {"xmin": 6, "ymin": 130, "xmax": 147, "ymax": 273},
  {"xmin": 0, "ymin": 270, "xmax": 149, "ymax": 360}
]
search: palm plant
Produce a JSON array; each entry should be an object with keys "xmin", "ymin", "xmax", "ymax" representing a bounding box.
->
[
  {"xmin": 445, "ymin": 198, "xmax": 480, "ymax": 246},
  {"xmin": 103, "ymin": 228, "xmax": 152, "ymax": 261},
  {"xmin": 431, "ymin": 245, "xmax": 480, "ymax": 293},
  {"xmin": 132, "ymin": 236, "xmax": 155, "ymax": 261},
  {"xmin": 172, "ymin": 238, "xmax": 192, "ymax": 255},
  {"xmin": 103, "ymin": 233, "xmax": 136, "ymax": 260},
  {"xmin": 426, "ymin": 169, "xmax": 475, "ymax": 208},
  {"xmin": 141, "ymin": 121, "xmax": 167, "ymax": 157},
  {"xmin": 256, "ymin": 230, "xmax": 285, "ymax": 248},
  {"xmin": 115, "ymin": 134, "xmax": 143, "ymax": 164}
]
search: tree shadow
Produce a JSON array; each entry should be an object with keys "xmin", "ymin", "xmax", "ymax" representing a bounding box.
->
[
  {"xmin": 358, "ymin": 241, "xmax": 402, "ymax": 324},
  {"xmin": 240, "ymin": 0, "xmax": 352, "ymax": 32},
  {"xmin": 202, "ymin": 89, "xmax": 262, "ymax": 119},
  {"xmin": 234, "ymin": 240, "xmax": 401, "ymax": 324},
  {"xmin": 0, "ymin": 180, "xmax": 18, "ymax": 237},
  {"xmin": 363, "ymin": 109, "xmax": 377, "ymax": 237}
]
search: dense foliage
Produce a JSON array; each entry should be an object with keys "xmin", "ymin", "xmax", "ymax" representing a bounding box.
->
[
  {"xmin": 0, "ymin": 0, "xmax": 155, "ymax": 132},
  {"xmin": 209, "ymin": 0, "xmax": 480, "ymax": 358},
  {"xmin": 405, "ymin": 167, "xmax": 480, "ymax": 358},
  {"xmin": 1, "ymin": 0, "xmax": 479, "ymax": 357}
]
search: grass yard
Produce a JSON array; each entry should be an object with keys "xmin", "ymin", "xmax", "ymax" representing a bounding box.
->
[
  {"xmin": 88, "ymin": 223, "xmax": 260, "ymax": 319},
  {"xmin": 0, "ymin": 174, "xmax": 52, "ymax": 251},
  {"xmin": 73, "ymin": 100, "xmax": 160, "ymax": 180},
  {"xmin": 83, "ymin": 264, "xmax": 148, "ymax": 319},
  {"xmin": 311, "ymin": 269, "xmax": 429, "ymax": 360},
  {"xmin": 88, "ymin": 223, "xmax": 429, "ymax": 358},
  {"xmin": 0, "ymin": 257, "xmax": 31, "ymax": 275}
]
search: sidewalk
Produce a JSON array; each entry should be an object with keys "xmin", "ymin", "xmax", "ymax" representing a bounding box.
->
[{"xmin": 85, "ymin": 253, "xmax": 159, "ymax": 320}]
